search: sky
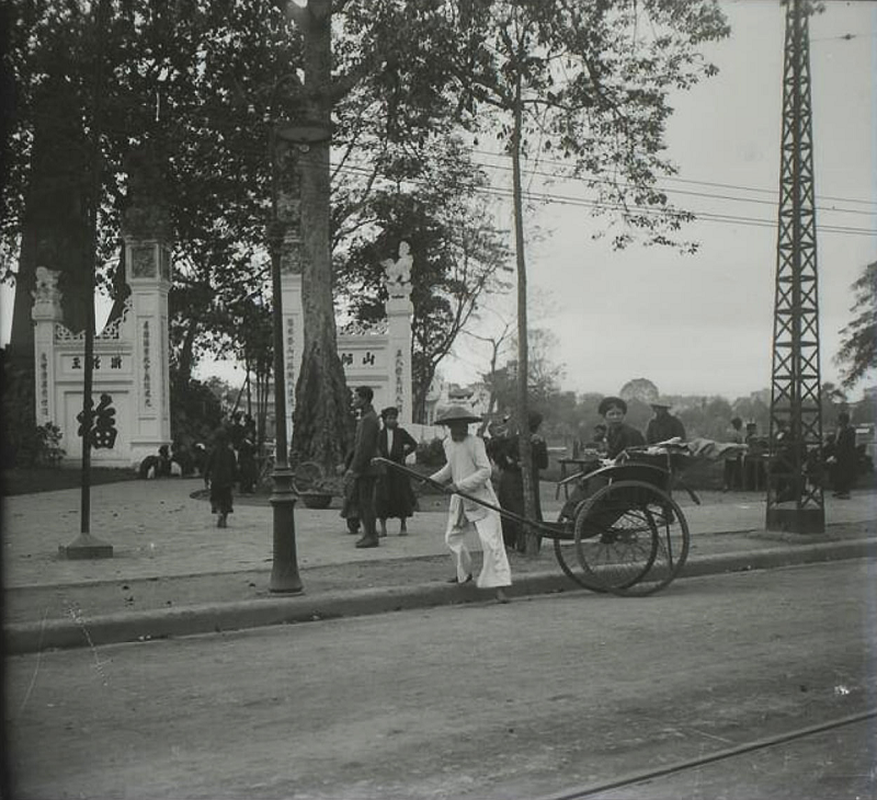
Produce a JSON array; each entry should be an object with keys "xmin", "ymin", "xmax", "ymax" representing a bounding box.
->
[
  {"xmin": 2, "ymin": 0, "xmax": 875, "ymax": 403},
  {"xmin": 440, "ymin": 0, "xmax": 877, "ymax": 402}
]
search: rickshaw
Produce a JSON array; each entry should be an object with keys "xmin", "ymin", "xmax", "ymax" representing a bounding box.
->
[{"xmin": 377, "ymin": 442, "xmax": 696, "ymax": 597}]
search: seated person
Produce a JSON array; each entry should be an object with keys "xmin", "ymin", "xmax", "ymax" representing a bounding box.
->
[
  {"xmin": 601, "ymin": 396, "xmax": 645, "ymax": 458},
  {"xmin": 646, "ymin": 402, "xmax": 686, "ymax": 445},
  {"xmin": 559, "ymin": 397, "xmax": 646, "ymax": 520}
]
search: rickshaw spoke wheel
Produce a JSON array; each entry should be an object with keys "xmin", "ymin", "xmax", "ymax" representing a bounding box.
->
[
  {"xmin": 553, "ymin": 502, "xmax": 608, "ymax": 593},
  {"xmin": 573, "ymin": 480, "xmax": 689, "ymax": 596}
]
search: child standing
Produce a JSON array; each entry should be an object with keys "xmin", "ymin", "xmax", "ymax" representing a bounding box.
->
[{"xmin": 430, "ymin": 406, "xmax": 512, "ymax": 603}]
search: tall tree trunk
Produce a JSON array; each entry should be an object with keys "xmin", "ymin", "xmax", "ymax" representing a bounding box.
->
[
  {"xmin": 106, "ymin": 245, "xmax": 130, "ymax": 325},
  {"xmin": 511, "ymin": 72, "xmax": 538, "ymax": 556},
  {"xmin": 290, "ymin": 0, "xmax": 351, "ymax": 472},
  {"xmin": 10, "ymin": 75, "xmax": 91, "ymax": 373},
  {"xmin": 412, "ymin": 355, "xmax": 439, "ymax": 425},
  {"xmin": 174, "ymin": 314, "xmax": 200, "ymax": 388}
]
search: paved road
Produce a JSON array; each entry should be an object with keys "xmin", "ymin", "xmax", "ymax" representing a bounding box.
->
[
  {"xmin": 6, "ymin": 560, "xmax": 876, "ymax": 800},
  {"xmin": 584, "ymin": 718, "xmax": 875, "ymax": 800}
]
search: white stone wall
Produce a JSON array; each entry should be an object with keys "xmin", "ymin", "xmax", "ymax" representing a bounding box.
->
[
  {"xmin": 281, "ymin": 243, "xmax": 416, "ymax": 434},
  {"xmin": 32, "ymin": 232, "xmax": 174, "ymax": 469}
]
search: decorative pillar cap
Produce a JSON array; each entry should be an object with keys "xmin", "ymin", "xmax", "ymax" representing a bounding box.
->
[{"xmin": 31, "ymin": 266, "xmax": 64, "ymax": 321}]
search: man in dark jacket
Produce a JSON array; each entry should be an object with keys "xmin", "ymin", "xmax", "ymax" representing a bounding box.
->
[
  {"xmin": 495, "ymin": 411, "xmax": 550, "ymax": 551},
  {"xmin": 829, "ymin": 411, "xmax": 857, "ymax": 499},
  {"xmin": 345, "ymin": 386, "xmax": 381, "ymax": 548},
  {"xmin": 646, "ymin": 402, "xmax": 686, "ymax": 444}
]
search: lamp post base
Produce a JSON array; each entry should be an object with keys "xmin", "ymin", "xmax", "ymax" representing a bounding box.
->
[
  {"xmin": 59, "ymin": 534, "xmax": 114, "ymax": 560},
  {"xmin": 269, "ymin": 464, "xmax": 303, "ymax": 594}
]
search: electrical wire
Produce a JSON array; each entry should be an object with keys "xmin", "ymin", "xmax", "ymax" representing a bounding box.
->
[
  {"xmin": 329, "ymin": 159, "xmax": 877, "ymax": 237},
  {"xmin": 471, "ymin": 148, "xmax": 877, "ymax": 209}
]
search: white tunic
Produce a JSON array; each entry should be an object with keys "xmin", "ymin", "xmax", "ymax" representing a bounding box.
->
[
  {"xmin": 430, "ymin": 434, "xmax": 500, "ymax": 523},
  {"xmin": 431, "ymin": 434, "xmax": 511, "ymax": 589}
]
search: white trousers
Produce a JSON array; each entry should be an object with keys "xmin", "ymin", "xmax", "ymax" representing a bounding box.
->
[{"xmin": 445, "ymin": 511, "xmax": 512, "ymax": 589}]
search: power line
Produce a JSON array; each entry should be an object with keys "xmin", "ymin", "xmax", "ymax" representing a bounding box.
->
[
  {"xmin": 471, "ymin": 148, "xmax": 877, "ymax": 208},
  {"xmin": 331, "ymin": 159, "xmax": 877, "ymax": 238},
  {"xmin": 16, "ymin": 107, "xmax": 877, "ymax": 236},
  {"xmin": 27, "ymin": 100, "xmax": 876, "ymax": 216},
  {"xmin": 466, "ymin": 156, "xmax": 877, "ymax": 217},
  {"xmin": 28, "ymin": 104, "xmax": 877, "ymax": 211}
]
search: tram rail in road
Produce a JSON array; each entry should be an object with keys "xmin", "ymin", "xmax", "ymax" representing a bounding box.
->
[{"xmin": 536, "ymin": 708, "xmax": 877, "ymax": 800}]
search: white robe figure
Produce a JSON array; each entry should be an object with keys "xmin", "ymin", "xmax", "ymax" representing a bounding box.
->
[{"xmin": 430, "ymin": 434, "xmax": 512, "ymax": 589}]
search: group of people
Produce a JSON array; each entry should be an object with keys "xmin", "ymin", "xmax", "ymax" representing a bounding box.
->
[
  {"xmin": 343, "ymin": 389, "xmax": 695, "ymax": 604},
  {"xmin": 722, "ymin": 413, "xmax": 860, "ymax": 499},
  {"xmin": 572, "ymin": 399, "xmax": 686, "ymax": 461},
  {"xmin": 340, "ymin": 387, "xmax": 419, "ymax": 546},
  {"xmin": 341, "ymin": 391, "xmax": 548, "ymax": 604}
]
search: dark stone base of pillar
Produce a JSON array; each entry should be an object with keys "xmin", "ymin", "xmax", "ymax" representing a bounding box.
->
[
  {"xmin": 765, "ymin": 506, "xmax": 825, "ymax": 535},
  {"xmin": 59, "ymin": 534, "xmax": 114, "ymax": 560}
]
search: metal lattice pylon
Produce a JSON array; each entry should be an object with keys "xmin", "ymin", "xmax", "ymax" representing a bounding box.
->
[{"xmin": 766, "ymin": 0, "xmax": 824, "ymax": 534}]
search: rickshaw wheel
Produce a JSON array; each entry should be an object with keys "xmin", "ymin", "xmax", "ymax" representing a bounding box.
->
[
  {"xmin": 621, "ymin": 493, "xmax": 690, "ymax": 597},
  {"xmin": 574, "ymin": 480, "xmax": 689, "ymax": 596},
  {"xmin": 553, "ymin": 502, "xmax": 608, "ymax": 593}
]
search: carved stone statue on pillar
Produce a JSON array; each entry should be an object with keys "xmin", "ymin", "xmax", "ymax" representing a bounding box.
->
[
  {"xmin": 382, "ymin": 241, "xmax": 414, "ymax": 301},
  {"xmin": 383, "ymin": 241, "xmax": 415, "ymax": 423},
  {"xmin": 32, "ymin": 267, "xmax": 63, "ymax": 318}
]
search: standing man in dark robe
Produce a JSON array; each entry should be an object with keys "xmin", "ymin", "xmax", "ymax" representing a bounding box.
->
[
  {"xmin": 345, "ymin": 386, "xmax": 381, "ymax": 548},
  {"xmin": 829, "ymin": 411, "xmax": 857, "ymax": 499},
  {"xmin": 646, "ymin": 402, "xmax": 686, "ymax": 444},
  {"xmin": 496, "ymin": 411, "xmax": 549, "ymax": 552}
]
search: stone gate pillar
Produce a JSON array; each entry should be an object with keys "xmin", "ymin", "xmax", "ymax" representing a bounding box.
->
[
  {"xmin": 383, "ymin": 242, "xmax": 414, "ymax": 426},
  {"xmin": 276, "ymin": 138, "xmax": 305, "ymax": 442},
  {"xmin": 122, "ymin": 237, "xmax": 172, "ymax": 462},
  {"xmin": 121, "ymin": 147, "xmax": 173, "ymax": 463},
  {"xmin": 31, "ymin": 267, "xmax": 64, "ymax": 427},
  {"xmin": 280, "ymin": 272, "xmax": 303, "ymax": 440}
]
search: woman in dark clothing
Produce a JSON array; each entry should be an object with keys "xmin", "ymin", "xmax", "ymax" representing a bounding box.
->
[
  {"xmin": 375, "ymin": 407, "xmax": 418, "ymax": 536},
  {"xmin": 559, "ymin": 398, "xmax": 645, "ymax": 522},
  {"xmin": 600, "ymin": 396, "xmax": 645, "ymax": 458},
  {"xmin": 495, "ymin": 411, "xmax": 550, "ymax": 552},
  {"xmin": 204, "ymin": 427, "xmax": 237, "ymax": 528}
]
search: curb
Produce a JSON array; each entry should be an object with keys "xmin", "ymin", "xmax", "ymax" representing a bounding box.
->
[{"xmin": 6, "ymin": 539, "xmax": 877, "ymax": 655}]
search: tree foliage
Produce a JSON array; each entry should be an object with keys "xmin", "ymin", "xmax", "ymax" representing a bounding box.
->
[
  {"xmin": 3, "ymin": 0, "xmax": 731, "ymax": 470},
  {"xmin": 619, "ymin": 377, "xmax": 660, "ymax": 405},
  {"xmin": 836, "ymin": 261, "xmax": 877, "ymax": 390},
  {"xmin": 335, "ymin": 143, "xmax": 512, "ymax": 421},
  {"xmin": 435, "ymin": 0, "xmax": 728, "ymax": 552},
  {"xmin": 445, "ymin": 0, "xmax": 730, "ymax": 250},
  {"xmin": 484, "ymin": 328, "xmax": 565, "ymax": 417},
  {"xmin": 3, "ymin": 1, "xmax": 301, "ymax": 377}
]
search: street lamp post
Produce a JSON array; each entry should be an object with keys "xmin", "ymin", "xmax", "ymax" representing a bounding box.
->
[
  {"xmin": 266, "ymin": 115, "xmax": 331, "ymax": 593},
  {"xmin": 267, "ymin": 126, "xmax": 302, "ymax": 594}
]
